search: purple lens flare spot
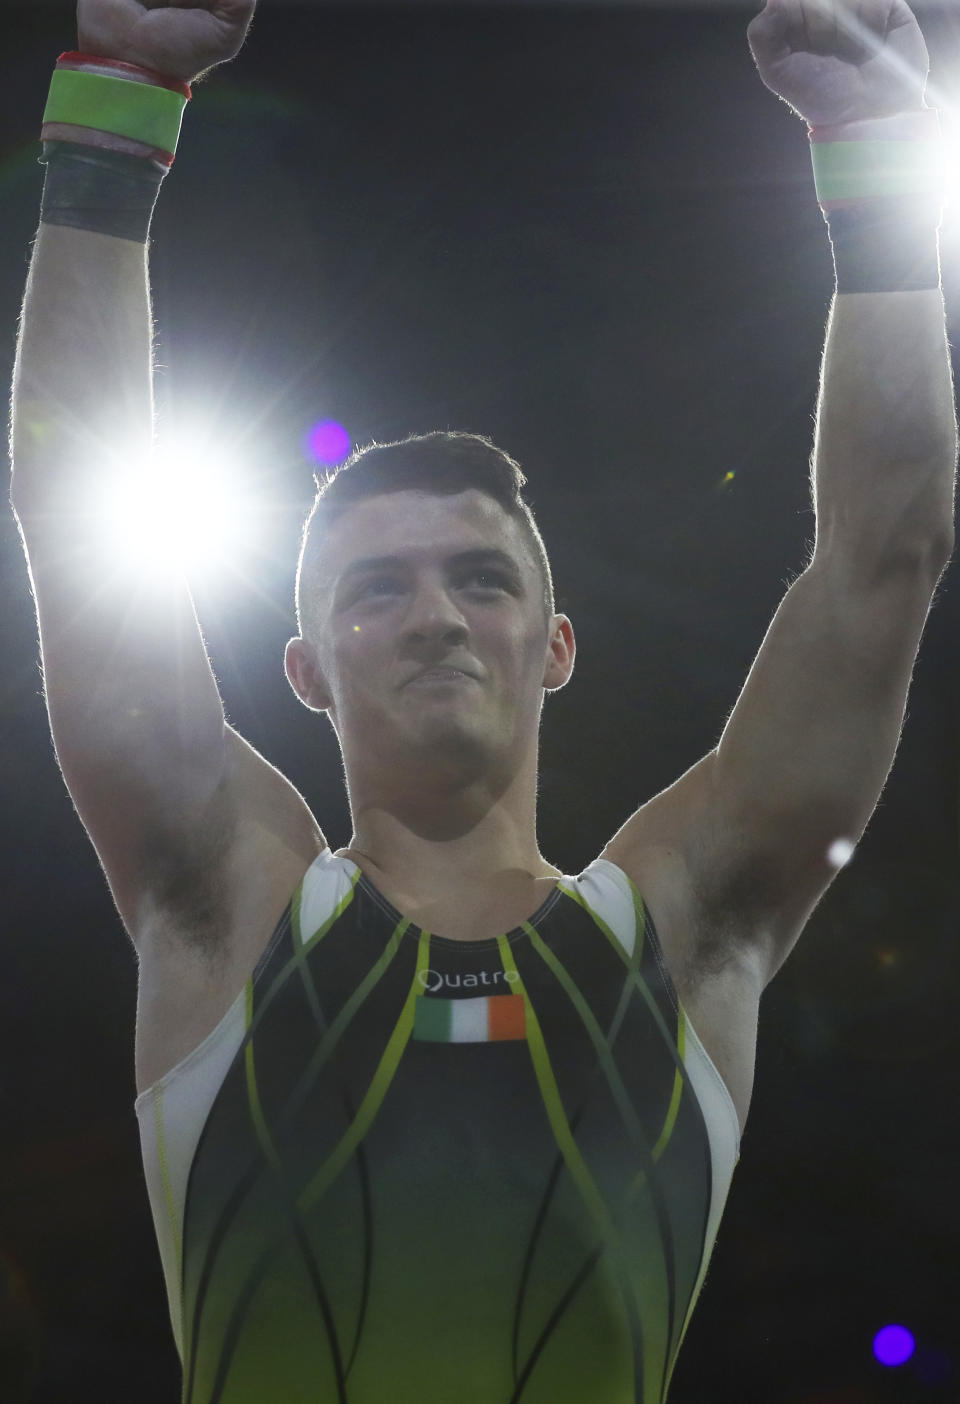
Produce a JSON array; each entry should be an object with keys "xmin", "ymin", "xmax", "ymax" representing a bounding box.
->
[
  {"xmin": 306, "ymin": 419, "xmax": 351, "ymax": 466},
  {"xmin": 873, "ymin": 1324, "xmax": 915, "ymax": 1367}
]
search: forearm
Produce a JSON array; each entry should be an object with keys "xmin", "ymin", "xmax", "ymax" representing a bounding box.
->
[
  {"xmin": 812, "ymin": 285, "xmax": 958, "ymax": 572},
  {"xmin": 10, "ymin": 222, "xmax": 153, "ymax": 520},
  {"xmin": 746, "ymin": 1, "xmax": 958, "ymax": 573},
  {"xmin": 9, "ymin": 172, "xmax": 229, "ymax": 843}
]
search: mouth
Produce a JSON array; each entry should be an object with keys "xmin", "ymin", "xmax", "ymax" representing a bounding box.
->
[{"xmin": 405, "ymin": 667, "xmax": 476, "ymax": 686}]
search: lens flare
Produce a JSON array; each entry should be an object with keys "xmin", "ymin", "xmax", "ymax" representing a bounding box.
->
[
  {"xmin": 826, "ymin": 838, "xmax": 855, "ymax": 868},
  {"xmin": 872, "ymin": 1324, "xmax": 915, "ymax": 1367},
  {"xmin": 307, "ymin": 419, "xmax": 351, "ymax": 466}
]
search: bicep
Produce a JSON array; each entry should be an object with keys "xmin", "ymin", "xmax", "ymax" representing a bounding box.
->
[
  {"xmin": 19, "ymin": 522, "xmax": 311, "ymax": 926},
  {"xmin": 701, "ymin": 550, "xmax": 942, "ymax": 961},
  {"xmin": 26, "ymin": 529, "xmax": 224, "ymax": 801},
  {"xmin": 603, "ymin": 550, "xmax": 945, "ymax": 990}
]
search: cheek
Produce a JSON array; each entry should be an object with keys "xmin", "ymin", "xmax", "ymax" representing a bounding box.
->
[
  {"xmin": 330, "ymin": 628, "xmax": 395, "ymax": 702},
  {"xmin": 493, "ymin": 623, "xmax": 551, "ymax": 689}
]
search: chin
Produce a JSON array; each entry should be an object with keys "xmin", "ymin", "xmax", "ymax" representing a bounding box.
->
[{"xmin": 409, "ymin": 714, "xmax": 493, "ymax": 767}]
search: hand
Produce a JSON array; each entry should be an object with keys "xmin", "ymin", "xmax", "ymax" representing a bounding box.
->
[
  {"xmin": 76, "ymin": 0, "xmax": 257, "ymax": 83},
  {"xmin": 747, "ymin": 0, "xmax": 929, "ymax": 127}
]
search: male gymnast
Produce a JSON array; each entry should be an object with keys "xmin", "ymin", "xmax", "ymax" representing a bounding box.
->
[{"xmin": 10, "ymin": 0, "xmax": 957, "ymax": 1400}]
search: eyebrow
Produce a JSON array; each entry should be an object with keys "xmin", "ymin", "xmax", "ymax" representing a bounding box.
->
[{"xmin": 337, "ymin": 547, "xmax": 525, "ymax": 589}]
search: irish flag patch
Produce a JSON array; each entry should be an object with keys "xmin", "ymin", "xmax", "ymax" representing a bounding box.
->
[{"xmin": 414, "ymin": 993, "xmax": 527, "ymax": 1043}]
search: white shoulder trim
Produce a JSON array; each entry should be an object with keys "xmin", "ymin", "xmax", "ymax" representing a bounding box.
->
[
  {"xmin": 297, "ymin": 846, "xmax": 364, "ymax": 945},
  {"xmin": 558, "ymin": 855, "xmax": 640, "ymax": 957}
]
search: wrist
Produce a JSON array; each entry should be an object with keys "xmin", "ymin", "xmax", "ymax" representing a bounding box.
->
[
  {"xmin": 808, "ymin": 107, "xmax": 938, "ymax": 145},
  {"xmin": 38, "ymin": 51, "xmax": 193, "ymax": 244},
  {"xmin": 42, "ymin": 51, "xmax": 191, "ymax": 171},
  {"xmin": 40, "ymin": 142, "xmax": 166, "ymax": 244},
  {"xmin": 823, "ymin": 203, "xmax": 942, "ymax": 294},
  {"xmin": 55, "ymin": 51, "xmax": 191, "ymax": 96},
  {"xmin": 809, "ymin": 107, "xmax": 945, "ymax": 211},
  {"xmin": 807, "ymin": 107, "xmax": 945, "ymax": 293}
]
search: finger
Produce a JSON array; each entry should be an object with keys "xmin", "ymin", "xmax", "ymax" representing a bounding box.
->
[
  {"xmin": 799, "ymin": 0, "xmax": 839, "ymax": 55},
  {"xmin": 746, "ymin": 0, "xmax": 793, "ymax": 66},
  {"xmin": 834, "ymin": 0, "xmax": 886, "ymax": 61}
]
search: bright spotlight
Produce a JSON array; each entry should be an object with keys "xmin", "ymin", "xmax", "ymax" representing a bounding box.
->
[{"xmin": 99, "ymin": 434, "xmax": 256, "ymax": 580}]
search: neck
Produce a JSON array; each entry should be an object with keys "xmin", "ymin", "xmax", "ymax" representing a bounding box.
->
[{"xmin": 340, "ymin": 747, "xmax": 554, "ymax": 890}]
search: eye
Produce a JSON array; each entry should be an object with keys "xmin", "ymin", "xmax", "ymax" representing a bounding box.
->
[
  {"xmin": 357, "ymin": 576, "xmax": 401, "ymax": 597},
  {"xmin": 461, "ymin": 569, "xmax": 512, "ymax": 592}
]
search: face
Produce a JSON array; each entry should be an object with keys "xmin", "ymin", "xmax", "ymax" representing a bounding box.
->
[{"xmin": 286, "ymin": 489, "xmax": 574, "ymax": 781}]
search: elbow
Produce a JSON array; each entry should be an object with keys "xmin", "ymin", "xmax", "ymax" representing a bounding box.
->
[
  {"xmin": 897, "ymin": 518, "xmax": 955, "ymax": 585},
  {"xmin": 819, "ymin": 484, "xmax": 956, "ymax": 591},
  {"xmin": 867, "ymin": 528, "xmax": 954, "ymax": 594}
]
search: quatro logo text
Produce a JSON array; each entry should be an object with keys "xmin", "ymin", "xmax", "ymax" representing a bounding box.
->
[{"xmin": 417, "ymin": 968, "xmax": 520, "ymax": 993}]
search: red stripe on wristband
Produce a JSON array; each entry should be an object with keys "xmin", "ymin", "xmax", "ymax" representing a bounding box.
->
[{"xmin": 57, "ymin": 50, "xmax": 192, "ymax": 101}]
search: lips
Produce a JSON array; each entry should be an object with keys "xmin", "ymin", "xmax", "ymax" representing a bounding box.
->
[{"xmin": 405, "ymin": 666, "xmax": 476, "ymax": 686}]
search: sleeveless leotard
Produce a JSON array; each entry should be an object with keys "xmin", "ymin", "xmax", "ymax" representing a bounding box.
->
[{"xmin": 136, "ymin": 851, "xmax": 740, "ymax": 1404}]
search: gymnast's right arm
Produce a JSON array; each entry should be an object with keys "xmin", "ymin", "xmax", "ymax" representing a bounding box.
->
[
  {"xmin": 11, "ymin": 220, "xmax": 230, "ymax": 934},
  {"xmin": 9, "ymin": 1, "xmax": 321, "ymax": 962}
]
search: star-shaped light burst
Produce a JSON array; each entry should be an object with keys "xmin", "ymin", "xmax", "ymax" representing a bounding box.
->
[{"xmin": 97, "ymin": 429, "xmax": 258, "ymax": 583}]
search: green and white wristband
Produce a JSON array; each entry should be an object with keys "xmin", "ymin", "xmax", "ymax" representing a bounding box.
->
[
  {"xmin": 42, "ymin": 50, "xmax": 191, "ymax": 167},
  {"xmin": 809, "ymin": 108, "xmax": 946, "ymax": 292},
  {"xmin": 39, "ymin": 51, "xmax": 192, "ymax": 243}
]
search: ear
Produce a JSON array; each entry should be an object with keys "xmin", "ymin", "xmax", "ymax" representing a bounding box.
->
[
  {"xmin": 542, "ymin": 614, "xmax": 576, "ymax": 692},
  {"xmin": 285, "ymin": 637, "xmax": 333, "ymax": 712}
]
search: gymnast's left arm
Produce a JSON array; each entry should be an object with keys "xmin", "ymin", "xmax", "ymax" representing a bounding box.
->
[
  {"xmin": 603, "ymin": 1, "xmax": 956, "ymax": 1006},
  {"xmin": 710, "ymin": 0, "xmax": 957, "ymax": 978},
  {"xmin": 748, "ymin": 0, "xmax": 957, "ymax": 567}
]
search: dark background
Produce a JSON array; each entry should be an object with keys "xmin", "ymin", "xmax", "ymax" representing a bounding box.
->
[{"xmin": 2, "ymin": 3, "xmax": 960, "ymax": 1401}]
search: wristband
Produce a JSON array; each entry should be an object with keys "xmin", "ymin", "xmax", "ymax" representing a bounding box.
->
[
  {"xmin": 38, "ymin": 52, "xmax": 191, "ymax": 243},
  {"xmin": 40, "ymin": 141, "xmax": 165, "ymax": 243},
  {"xmin": 809, "ymin": 109, "xmax": 945, "ymax": 293},
  {"xmin": 42, "ymin": 51, "xmax": 191, "ymax": 168}
]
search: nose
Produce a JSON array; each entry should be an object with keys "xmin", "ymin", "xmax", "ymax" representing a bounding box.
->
[{"xmin": 403, "ymin": 574, "xmax": 469, "ymax": 646}]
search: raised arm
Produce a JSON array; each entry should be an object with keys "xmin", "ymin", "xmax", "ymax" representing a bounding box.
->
[
  {"xmin": 700, "ymin": 0, "xmax": 957, "ymax": 964},
  {"xmin": 10, "ymin": 1, "xmax": 321, "ymax": 951},
  {"xmin": 601, "ymin": 0, "xmax": 956, "ymax": 1117}
]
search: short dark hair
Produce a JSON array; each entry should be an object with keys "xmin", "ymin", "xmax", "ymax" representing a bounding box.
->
[{"xmin": 295, "ymin": 430, "xmax": 555, "ymax": 637}]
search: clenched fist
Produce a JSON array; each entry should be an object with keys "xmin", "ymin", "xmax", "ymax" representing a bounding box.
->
[
  {"xmin": 77, "ymin": 0, "xmax": 257, "ymax": 83},
  {"xmin": 747, "ymin": 0, "xmax": 929, "ymax": 126}
]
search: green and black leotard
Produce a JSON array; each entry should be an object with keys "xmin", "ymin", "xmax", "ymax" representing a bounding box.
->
[{"xmin": 136, "ymin": 850, "xmax": 740, "ymax": 1404}]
